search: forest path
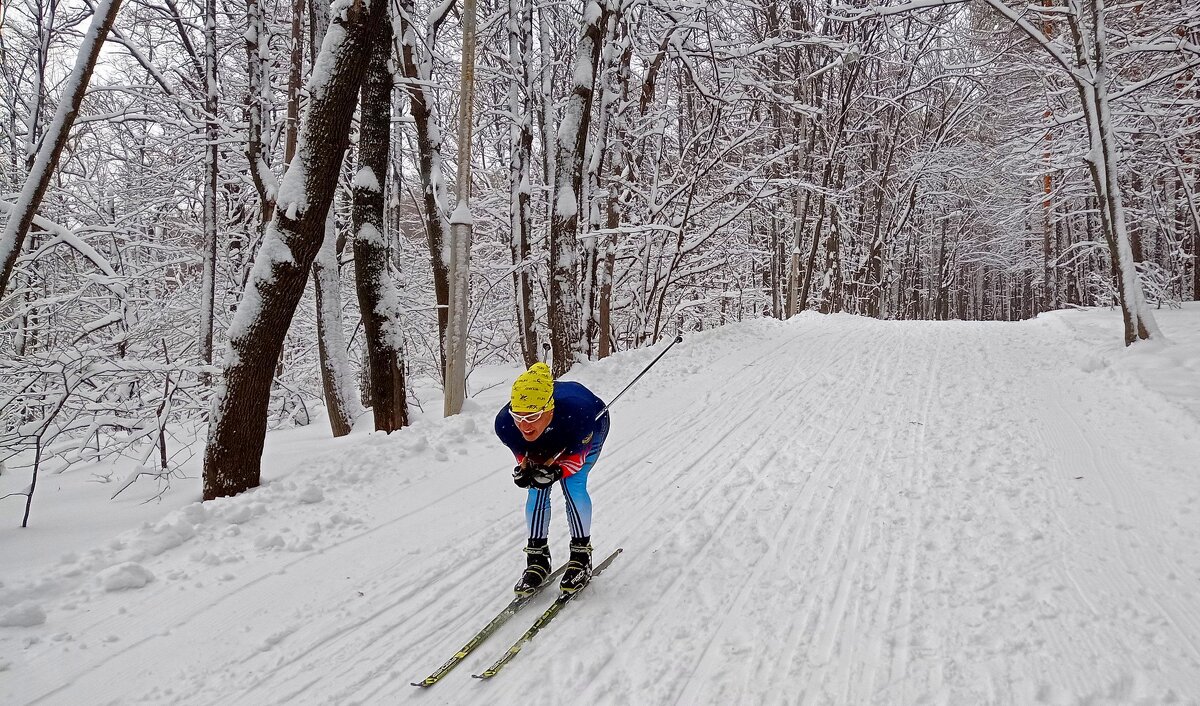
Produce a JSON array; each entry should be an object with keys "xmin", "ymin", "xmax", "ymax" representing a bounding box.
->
[{"xmin": 7, "ymin": 314, "xmax": 1200, "ymax": 706}]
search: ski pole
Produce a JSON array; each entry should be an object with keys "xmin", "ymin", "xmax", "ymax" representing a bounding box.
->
[
  {"xmin": 594, "ymin": 334, "xmax": 683, "ymax": 420},
  {"xmin": 535, "ymin": 334, "xmax": 684, "ymax": 470}
]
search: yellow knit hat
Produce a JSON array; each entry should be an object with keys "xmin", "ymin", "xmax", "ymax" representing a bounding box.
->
[{"xmin": 510, "ymin": 362, "xmax": 555, "ymax": 413}]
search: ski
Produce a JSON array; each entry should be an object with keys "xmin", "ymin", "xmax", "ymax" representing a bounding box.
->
[
  {"xmin": 411, "ymin": 563, "xmax": 568, "ymax": 688},
  {"xmin": 472, "ymin": 548, "xmax": 623, "ymax": 680}
]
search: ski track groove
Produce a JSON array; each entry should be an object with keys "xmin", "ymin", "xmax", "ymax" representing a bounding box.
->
[
  {"xmin": 775, "ymin": 322, "xmax": 912, "ymax": 704},
  {"xmin": 566, "ymin": 323, "xmax": 867, "ymax": 705},
  {"xmin": 668, "ymin": 328, "xmax": 894, "ymax": 706},
  {"xmin": 599, "ymin": 320, "xmax": 902, "ymax": 705}
]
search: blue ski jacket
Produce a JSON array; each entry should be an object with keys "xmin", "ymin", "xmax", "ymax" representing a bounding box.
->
[{"xmin": 495, "ymin": 381, "xmax": 609, "ymax": 477}]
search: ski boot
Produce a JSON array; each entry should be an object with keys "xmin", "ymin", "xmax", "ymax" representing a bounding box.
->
[
  {"xmin": 559, "ymin": 537, "xmax": 593, "ymax": 594},
  {"xmin": 514, "ymin": 538, "xmax": 551, "ymax": 596}
]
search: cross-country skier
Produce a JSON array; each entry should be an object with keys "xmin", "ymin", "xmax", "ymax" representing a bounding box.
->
[{"xmin": 495, "ymin": 362, "xmax": 610, "ymax": 596}]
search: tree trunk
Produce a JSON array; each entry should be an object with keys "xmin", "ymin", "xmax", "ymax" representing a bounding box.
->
[
  {"xmin": 285, "ymin": 0, "xmax": 304, "ymax": 165},
  {"xmin": 444, "ymin": 0, "xmax": 477, "ymax": 417},
  {"xmin": 353, "ymin": 14, "xmax": 408, "ymax": 433},
  {"xmin": 579, "ymin": 4, "xmax": 623, "ymax": 358},
  {"xmin": 245, "ymin": 0, "xmax": 275, "ymax": 228},
  {"xmin": 819, "ymin": 200, "xmax": 843, "ymax": 314},
  {"xmin": 396, "ymin": 0, "xmax": 453, "ymax": 373},
  {"xmin": 314, "ymin": 208, "xmax": 361, "ymax": 436},
  {"xmin": 305, "ymin": 0, "xmax": 359, "ymax": 436},
  {"xmin": 800, "ymin": 161, "xmax": 833, "ymax": 312},
  {"xmin": 204, "ymin": 0, "xmax": 386, "ymax": 500},
  {"xmin": 508, "ymin": 0, "xmax": 538, "ymax": 367},
  {"xmin": 547, "ymin": 0, "xmax": 609, "ymax": 376},
  {"xmin": 199, "ymin": 0, "xmax": 219, "ymax": 375}
]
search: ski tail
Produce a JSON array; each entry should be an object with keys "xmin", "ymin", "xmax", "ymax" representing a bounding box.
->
[
  {"xmin": 473, "ymin": 548, "xmax": 622, "ymax": 680},
  {"xmin": 411, "ymin": 562, "xmax": 568, "ymax": 687}
]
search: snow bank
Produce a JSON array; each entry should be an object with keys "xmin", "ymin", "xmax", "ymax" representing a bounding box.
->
[
  {"xmin": 0, "ymin": 602, "xmax": 46, "ymax": 628},
  {"xmin": 97, "ymin": 562, "xmax": 154, "ymax": 591}
]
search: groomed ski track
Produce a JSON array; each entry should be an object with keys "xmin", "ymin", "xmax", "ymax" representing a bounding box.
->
[{"xmin": 6, "ymin": 312, "xmax": 1200, "ymax": 705}]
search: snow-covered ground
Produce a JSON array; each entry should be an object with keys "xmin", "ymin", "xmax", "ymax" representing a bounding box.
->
[{"xmin": 3, "ymin": 305, "xmax": 1200, "ymax": 706}]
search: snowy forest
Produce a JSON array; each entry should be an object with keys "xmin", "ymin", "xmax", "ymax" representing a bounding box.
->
[{"xmin": 2, "ymin": 0, "xmax": 1198, "ymax": 507}]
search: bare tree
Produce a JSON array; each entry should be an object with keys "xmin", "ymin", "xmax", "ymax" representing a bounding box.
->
[
  {"xmin": 396, "ymin": 0, "xmax": 454, "ymax": 373},
  {"xmin": 508, "ymin": 0, "xmax": 539, "ymax": 368},
  {"xmin": 547, "ymin": 0, "xmax": 609, "ymax": 376},
  {"xmin": 444, "ymin": 0, "xmax": 478, "ymax": 416},
  {"xmin": 203, "ymin": 0, "xmax": 386, "ymax": 501},
  {"xmin": 0, "ymin": 0, "xmax": 124, "ymax": 301},
  {"xmin": 353, "ymin": 12, "xmax": 408, "ymax": 432}
]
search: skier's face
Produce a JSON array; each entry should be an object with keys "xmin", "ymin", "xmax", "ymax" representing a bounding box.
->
[{"xmin": 514, "ymin": 408, "xmax": 553, "ymax": 441}]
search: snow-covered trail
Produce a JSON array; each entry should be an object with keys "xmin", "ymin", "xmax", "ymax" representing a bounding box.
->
[{"xmin": 5, "ymin": 313, "xmax": 1200, "ymax": 705}]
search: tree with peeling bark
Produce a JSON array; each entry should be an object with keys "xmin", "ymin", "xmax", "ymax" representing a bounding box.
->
[{"xmin": 203, "ymin": 0, "xmax": 386, "ymax": 501}]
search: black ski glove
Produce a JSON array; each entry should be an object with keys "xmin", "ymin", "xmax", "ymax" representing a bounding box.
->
[
  {"xmin": 513, "ymin": 464, "xmax": 532, "ymax": 488},
  {"xmin": 527, "ymin": 464, "xmax": 563, "ymax": 489}
]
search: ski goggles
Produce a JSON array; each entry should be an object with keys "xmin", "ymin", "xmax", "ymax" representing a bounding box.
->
[{"xmin": 510, "ymin": 407, "xmax": 548, "ymax": 424}]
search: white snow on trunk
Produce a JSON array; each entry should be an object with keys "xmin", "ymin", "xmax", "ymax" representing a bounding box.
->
[
  {"xmin": 449, "ymin": 202, "xmax": 473, "ymax": 225},
  {"xmin": 351, "ymin": 166, "xmax": 380, "ymax": 192},
  {"xmin": 374, "ymin": 280, "xmax": 408, "ymax": 352},
  {"xmin": 275, "ymin": 158, "xmax": 309, "ymax": 220},
  {"xmin": 355, "ymin": 221, "xmax": 386, "ymax": 246},
  {"xmin": 315, "ymin": 211, "xmax": 365, "ymax": 421},
  {"xmin": 225, "ymin": 223, "xmax": 297, "ymax": 342}
]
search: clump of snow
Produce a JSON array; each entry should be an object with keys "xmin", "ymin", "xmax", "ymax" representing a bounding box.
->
[
  {"xmin": 355, "ymin": 222, "xmax": 385, "ymax": 246},
  {"xmin": 222, "ymin": 502, "xmax": 266, "ymax": 525},
  {"xmin": 582, "ymin": 0, "xmax": 602, "ymax": 24},
  {"xmin": 97, "ymin": 563, "xmax": 154, "ymax": 592},
  {"xmin": 273, "ymin": 160, "xmax": 309, "ymax": 220},
  {"xmin": 254, "ymin": 534, "xmax": 285, "ymax": 550},
  {"xmin": 260, "ymin": 625, "xmax": 297, "ymax": 651},
  {"xmin": 0, "ymin": 602, "xmax": 46, "ymax": 628},
  {"xmin": 352, "ymin": 167, "xmax": 380, "ymax": 192},
  {"xmin": 555, "ymin": 183, "xmax": 578, "ymax": 218},
  {"xmin": 297, "ymin": 486, "xmax": 324, "ymax": 504},
  {"xmin": 449, "ymin": 202, "xmax": 473, "ymax": 225}
]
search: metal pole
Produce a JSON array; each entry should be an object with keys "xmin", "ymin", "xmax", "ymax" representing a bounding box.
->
[{"xmin": 595, "ymin": 334, "xmax": 683, "ymax": 419}]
